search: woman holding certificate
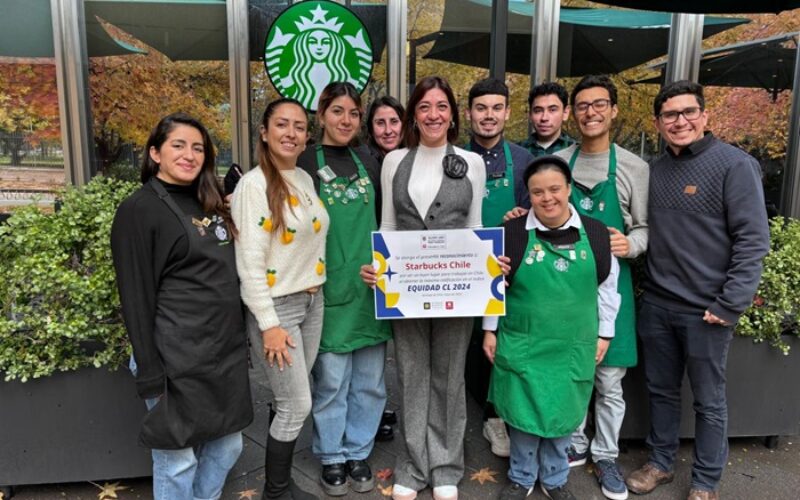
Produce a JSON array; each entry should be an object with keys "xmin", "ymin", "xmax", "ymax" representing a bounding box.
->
[
  {"xmin": 362, "ymin": 75, "xmax": 485, "ymax": 500},
  {"xmin": 296, "ymin": 82, "xmax": 392, "ymax": 496},
  {"xmin": 231, "ymin": 98, "xmax": 328, "ymax": 500},
  {"xmin": 482, "ymin": 155, "xmax": 620, "ymax": 500}
]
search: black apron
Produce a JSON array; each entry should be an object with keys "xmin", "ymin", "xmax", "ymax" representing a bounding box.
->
[{"xmin": 141, "ymin": 179, "xmax": 253, "ymax": 449}]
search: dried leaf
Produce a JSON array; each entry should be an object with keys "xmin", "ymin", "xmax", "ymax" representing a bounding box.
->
[
  {"xmin": 93, "ymin": 481, "xmax": 128, "ymax": 499},
  {"xmin": 376, "ymin": 467, "xmax": 393, "ymax": 481},
  {"xmin": 470, "ymin": 467, "xmax": 499, "ymax": 485},
  {"xmin": 237, "ymin": 489, "xmax": 259, "ymax": 500},
  {"xmin": 379, "ymin": 484, "xmax": 393, "ymax": 497}
]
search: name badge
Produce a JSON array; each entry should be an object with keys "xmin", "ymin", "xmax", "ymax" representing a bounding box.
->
[{"xmin": 317, "ymin": 166, "xmax": 336, "ymax": 183}]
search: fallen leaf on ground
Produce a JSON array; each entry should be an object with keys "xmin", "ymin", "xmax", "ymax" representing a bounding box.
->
[
  {"xmin": 91, "ymin": 481, "xmax": 128, "ymax": 499},
  {"xmin": 237, "ymin": 489, "xmax": 259, "ymax": 500},
  {"xmin": 379, "ymin": 484, "xmax": 393, "ymax": 496},
  {"xmin": 376, "ymin": 467, "xmax": 393, "ymax": 481},
  {"xmin": 470, "ymin": 467, "xmax": 499, "ymax": 485}
]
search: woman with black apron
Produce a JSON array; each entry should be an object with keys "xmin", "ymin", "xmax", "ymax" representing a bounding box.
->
[
  {"xmin": 232, "ymin": 98, "xmax": 329, "ymax": 500},
  {"xmin": 296, "ymin": 82, "xmax": 391, "ymax": 496},
  {"xmin": 111, "ymin": 113, "xmax": 253, "ymax": 500},
  {"xmin": 482, "ymin": 155, "xmax": 620, "ymax": 500}
]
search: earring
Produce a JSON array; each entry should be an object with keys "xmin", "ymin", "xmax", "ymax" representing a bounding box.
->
[
  {"xmin": 449, "ymin": 121, "xmax": 455, "ymax": 129},
  {"xmin": 413, "ymin": 120, "xmax": 418, "ymax": 129}
]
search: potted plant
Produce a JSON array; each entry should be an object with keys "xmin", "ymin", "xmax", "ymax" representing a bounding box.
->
[
  {"xmin": 621, "ymin": 217, "xmax": 800, "ymax": 443},
  {"xmin": 0, "ymin": 177, "xmax": 152, "ymax": 493}
]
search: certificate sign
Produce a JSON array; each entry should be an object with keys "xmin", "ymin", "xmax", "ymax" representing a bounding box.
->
[{"xmin": 371, "ymin": 228, "xmax": 505, "ymax": 319}]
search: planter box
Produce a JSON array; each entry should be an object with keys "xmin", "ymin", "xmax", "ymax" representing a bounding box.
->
[
  {"xmin": 620, "ymin": 334, "xmax": 800, "ymax": 439},
  {"xmin": 0, "ymin": 366, "xmax": 152, "ymax": 487}
]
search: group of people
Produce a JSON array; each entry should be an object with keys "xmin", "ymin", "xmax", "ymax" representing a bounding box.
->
[{"xmin": 110, "ymin": 73, "xmax": 770, "ymax": 500}]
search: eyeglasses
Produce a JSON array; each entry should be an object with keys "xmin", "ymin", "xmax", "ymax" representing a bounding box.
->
[
  {"xmin": 658, "ymin": 107, "xmax": 703, "ymax": 124},
  {"xmin": 574, "ymin": 98, "xmax": 612, "ymax": 114}
]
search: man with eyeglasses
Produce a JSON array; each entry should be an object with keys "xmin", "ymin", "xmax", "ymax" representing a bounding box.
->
[
  {"xmin": 519, "ymin": 82, "xmax": 576, "ymax": 157},
  {"xmin": 554, "ymin": 74, "xmax": 649, "ymax": 500},
  {"xmin": 626, "ymin": 80, "xmax": 769, "ymax": 500}
]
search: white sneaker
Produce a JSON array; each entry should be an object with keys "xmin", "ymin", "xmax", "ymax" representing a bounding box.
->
[{"xmin": 482, "ymin": 418, "xmax": 511, "ymax": 457}]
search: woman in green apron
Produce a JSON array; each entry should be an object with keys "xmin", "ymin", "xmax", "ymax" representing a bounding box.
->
[
  {"xmin": 112, "ymin": 113, "xmax": 253, "ymax": 499},
  {"xmin": 297, "ymin": 82, "xmax": 392, "ymax": 496},
  {"xmin": 482, "ymin": 155, "xmax": 620, "ymax": 500}
]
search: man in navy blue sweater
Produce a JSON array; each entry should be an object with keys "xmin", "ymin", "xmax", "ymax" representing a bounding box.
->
[{"xmin": 626, "ymin": 81, "xmax": 769, "ymax": 500}]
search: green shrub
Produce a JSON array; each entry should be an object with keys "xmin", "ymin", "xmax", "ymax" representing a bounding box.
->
[
  {"xmin": 736, "ymin": 217, "xmax": 800, "ymax": 355},
  {"xmin": 0, "ymin": 176, "xmax": 138, "ymax": 381}
]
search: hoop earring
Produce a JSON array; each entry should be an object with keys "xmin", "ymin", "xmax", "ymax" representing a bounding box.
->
[{"xmin": 449, "ymin": 121, "xmax": 455, "ymax": 129}]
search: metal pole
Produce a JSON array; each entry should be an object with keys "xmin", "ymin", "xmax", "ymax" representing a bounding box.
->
[
  {"xmin": 387, "ymin": 0, "xmax": 408, "ymax": 105},
  {"xmin": 489, "ymin": 0, "xmax": 509, "ymax": 79},
  {"xmin": 780, "ymin": 36, "xmax": 800, "ymax": 218},
  {"xmin": 664, "ymin": 13, "xmax": 704, "ymax": 84},
  {"xmin": 227, "ymin": 0, "xmax": 251, "ymax": 170},
  {"xmin": 51, "ymin": 0, "xmax": 93, "ymax": 185},
  {"xmin": 528, "ymin": 0, "xmax": 560, "ymax": 88}
]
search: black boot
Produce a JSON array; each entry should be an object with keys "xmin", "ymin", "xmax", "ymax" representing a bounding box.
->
[{"xmin": 262, "ymin": 435, "xmax": 319, "ymax": 500}]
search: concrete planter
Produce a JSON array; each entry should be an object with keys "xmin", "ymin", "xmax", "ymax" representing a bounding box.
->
[
  {"xmin": 620, "ymin": 334, "xmax": 800, "ymax": 440},
  {"xmin": 0, "ymin": 366, "xmax": 152, "ymax": 492}
]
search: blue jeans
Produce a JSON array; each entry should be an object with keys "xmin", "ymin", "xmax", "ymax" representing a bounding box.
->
[
  {"xmin": 508, "ymin": 425, "xmax": 571, "ymax": 489},
  {"xmin": 638, "ymin": 301, "xmax": 734, "ymax": 491},
  {"xmin": 311, "ymin": 342, "xmax": 387, "ymax": 464},
  {"xmin": 130, "ymin": 359, "xmax": 243, "ymax": 500}
]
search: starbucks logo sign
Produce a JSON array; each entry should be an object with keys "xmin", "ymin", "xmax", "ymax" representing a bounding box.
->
[{"xmin": 264, "ymin": 1, "xmax": 373, "ymax": 112}]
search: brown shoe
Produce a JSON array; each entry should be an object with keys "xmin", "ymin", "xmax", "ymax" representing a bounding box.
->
[
  {"xmin": 687, "ymin": 488, "xmax": 719, "ymax": 500},
  {"xmin": 626, "ymin": 463, "xmax": 674, "ymax": 494}
]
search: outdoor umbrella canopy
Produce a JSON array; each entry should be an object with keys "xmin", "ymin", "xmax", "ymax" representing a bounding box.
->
[
  {"xmin": 84, "ymin": 0, "xmax": 387, "ymax": 62},
  {"xmin": 636, "ymin": 32, "xmax": 798, "ymax": 95},
  {"xmin": 423, "ymin": 0, "xmax": 749, "ymax": 76},
  {"xmin": 591, "ymin": 1, "xmax": 800, "ymax": 15},
  {"xmin": 0, "ymin": 0, "xmax": 145, "ymax": 58}
]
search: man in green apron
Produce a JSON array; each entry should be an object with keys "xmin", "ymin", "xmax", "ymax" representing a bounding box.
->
[
  {"xmin": 463, "ymin": 77, "xmax": 534, "ymax": 458},
  {"xmin": 555, "ymin": 75, "xmax": 649, "ymax": 500},
  {"xmin": 483, "ymin": 155, "xmax": 620, "ymax": 500},
  {"xmin": 519, "ymin": 82, "xmax": 576, "ymax": 157}
]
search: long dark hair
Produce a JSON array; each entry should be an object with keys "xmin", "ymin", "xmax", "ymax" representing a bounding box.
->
[
  {"xmin": 141, "ymin": 112, "xmax": 231, "ymax": 229},
  {"xmin": 257, "ymin": 98, "xmax": 309, "ymax": 235},
  {"xmin": 316, "ymin": 81, "xmax": 363, "ymax": 146},
  {"xmin": 366, "ymin": 95, "xmax": 405, "ymax": 154},
  {"xmin": 403, "ymin": 76, "xmax": 459, "ymax": 148}
]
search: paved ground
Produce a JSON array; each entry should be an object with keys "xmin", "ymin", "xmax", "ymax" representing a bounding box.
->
[{"xmin": 6, "ymin": 341, "xmax": 800, "ymax": 499}]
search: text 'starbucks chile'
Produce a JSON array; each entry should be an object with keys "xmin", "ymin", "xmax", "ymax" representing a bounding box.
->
[{"xmin": 264, "ymin": 1, "xmax": 374, "ymax": 112}]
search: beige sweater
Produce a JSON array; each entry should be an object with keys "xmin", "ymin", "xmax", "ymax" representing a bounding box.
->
[{"xmin": 231, "ymin": 166, "xmax": 329, "ymax": 331}]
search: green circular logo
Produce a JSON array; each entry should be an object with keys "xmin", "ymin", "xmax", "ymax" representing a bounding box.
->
[{"xmin": 264, "ymin": 1, "xmax": 374, "ymax": 112}]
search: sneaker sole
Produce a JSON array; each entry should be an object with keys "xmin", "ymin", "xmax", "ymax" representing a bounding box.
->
[
  {"xmin": 320, "ymin": 478, "xmax": 349, "ymax": 497},
  {"xmin": 482, "ymin": 427, "xmax": 511, "ymax": 458},
  {"xmin": 568, "ymin": 457, "xmax": 587, "ymax": 468},
  {"xmin": 600, "ymin": 484, "xmax": 629, "ymax": 500},
  {"xmin": 350, "ymin": 476, "xmax": 376, "ymax": 494}
]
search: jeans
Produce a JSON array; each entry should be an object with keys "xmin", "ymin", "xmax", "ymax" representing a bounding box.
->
[
  {"xmin": 311, "ymin": 342, "xmax": 387, "ymax": 464},
  {"xmin": 130, "ymin": 359, "xmax": 242, "ymax": 500},
  {"xmin": 508, "ymin": 425, "xmax": 571, "ymax": 490},
  {"xmin": 248, "ymin": 290, "xmax": 323, "ymax": 442},
  {"xmin": 638, "ymin": 301, "xmax": 733, "ymax": 491},
  {"xmin": 570, "ymin": 366, "xmax": 627, "ymax": 462}
]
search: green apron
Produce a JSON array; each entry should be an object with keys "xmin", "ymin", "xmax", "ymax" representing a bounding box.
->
[
  {"xmin": 316, "ymin": 146, "xmax": 391, "ymax": 353},
  {"xmin": 466, "ymin": 141, "xmax": 516, "ymax": 227},
  {"xmin": 489, "ymin": 224, "xmax": 598, "ymax": 437},
  {"xmin": 568, "ymin": 145, "xmax": 637, "ymax": 367}
]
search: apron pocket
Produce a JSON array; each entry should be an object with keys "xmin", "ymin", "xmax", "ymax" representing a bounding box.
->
[
  {"xmin": 569, "ymin": 340, "xmax": 596, "ymax": 382},
  {"xmin": 323, "ymin": 262, "xmax": 358, "ymax": 307},
  {"xmin": 156, "ymin": 326, "xmax": 220, "ymax": 378},
  {"xmin": 494, "ymin": 328, "xmax": 530, "ymax": 374}
]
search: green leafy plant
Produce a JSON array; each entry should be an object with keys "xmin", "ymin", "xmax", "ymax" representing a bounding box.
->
[
  {"xmin": 0, "ymin": 176, "xmax": 138, "ymax": 381},
  {"xmin": 736, "ymin": 217, "xmax": 800, "ymax": 355}
]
